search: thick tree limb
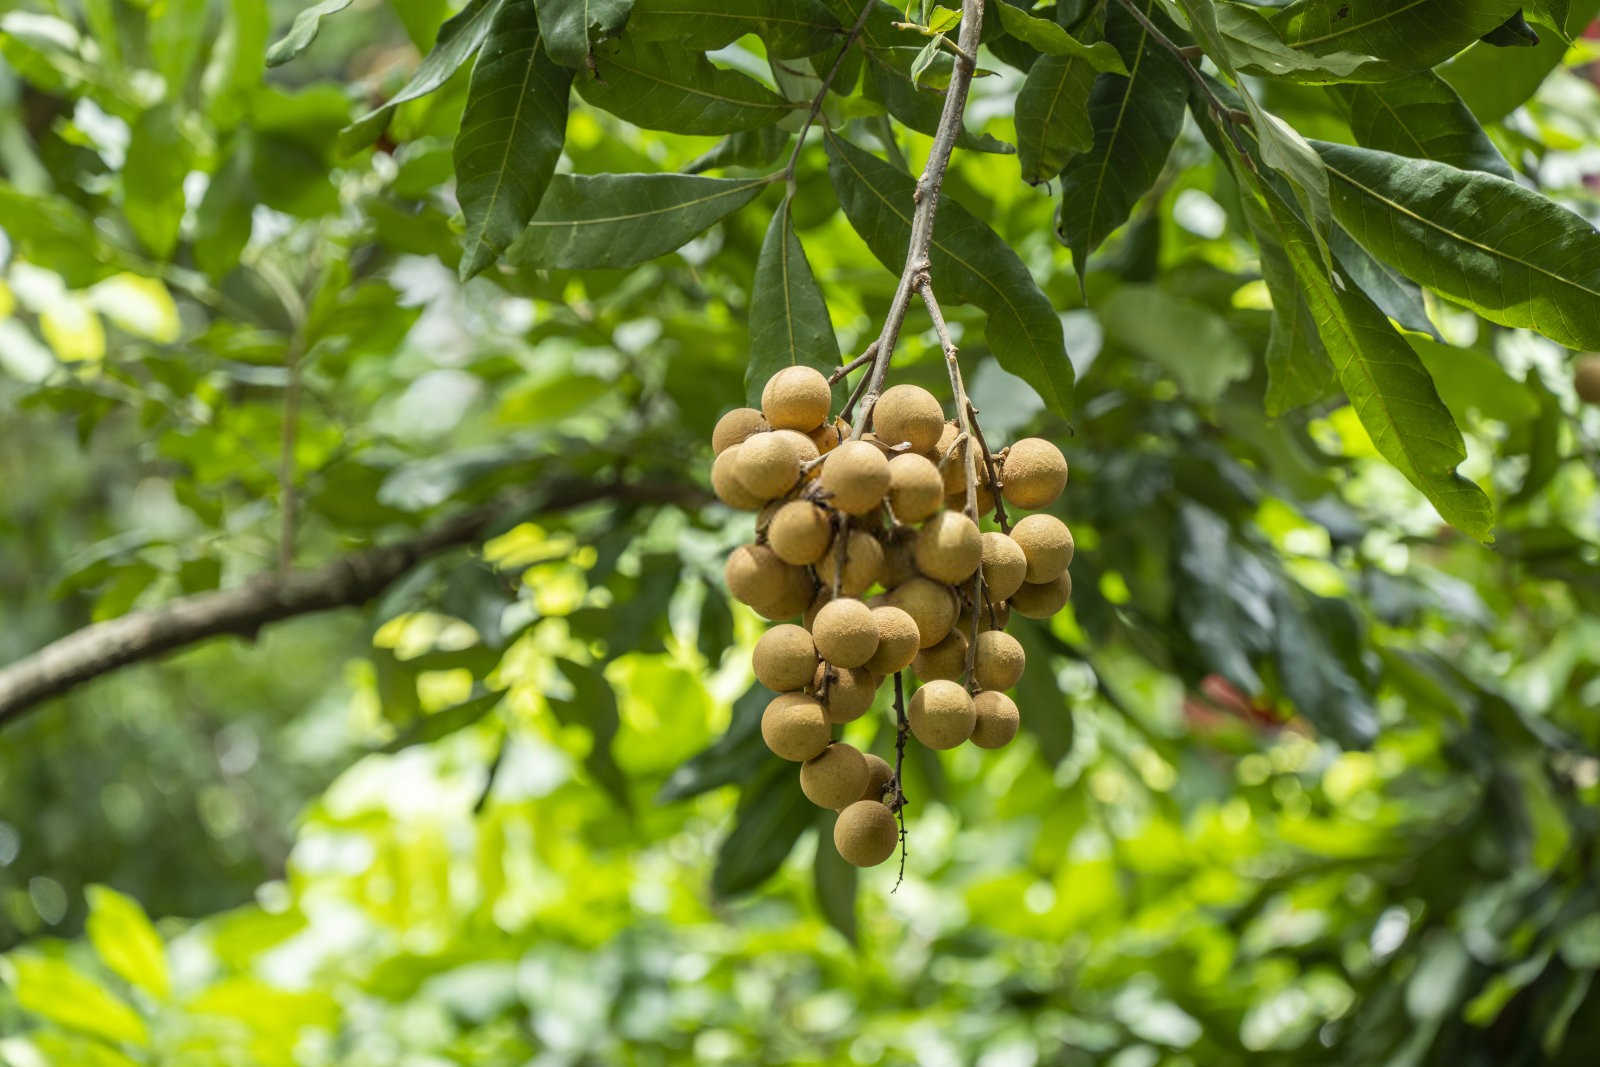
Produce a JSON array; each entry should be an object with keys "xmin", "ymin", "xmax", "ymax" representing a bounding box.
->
[{"xmin": 0, "ymin": 478, "xmax": 703, "ymax": 728}]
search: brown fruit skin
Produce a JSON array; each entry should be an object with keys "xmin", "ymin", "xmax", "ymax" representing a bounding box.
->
[
  {"xmin": 810, "ymin": 417, "xmax": 850, "ymax": 454},
  {"xmin": 945, "ymin": 481, "xmax": 996, "ymax": 516},
  {"xmin": 833, "ymin": 800, "xmax": 900, "ymax": 867},
  {"xmin": 887, "ymin": 453, "xmax": 945, "ymax": 522},
  {"xmin": 888, "ymin": 577, "xmax": 958, "ymax": 648},
  {"xmin": 820, "ymin": 441, "xmax": 891, "ymax": 515},
  {"xmin": 1001, "ymin": 438, "xmax": 1068, "ymax": 510},
  {"xmin": 859, "ymin": 753, "xmax": 893, "ymax": 802},
  {"xmin": 803, "ymin": 587, "xmax": 834, "ymax": 630},
  {"xmin": 761, "ymin": 695, "xmax": 831, "ymax": 761},
  {"xmin": 907, "ymin": 679, "xmax": 976, "ymax": 749},
  {"xmin": 872, "ymin": 384, "xmax": 945, "ymax": 453},
  {"xmin": 1577, "ymin": 355, "xmax": 1600, "ymax": 404},
  {"xmin": 913, "ymin": 629, "xmax": 969, "ymax": 683},
  {"xmin": 813, "ymin": 663, "xmax": 878, "ymax": 722},
  {"xmin": 864, "ymin": 605, "xmax": 920, "ymax": 675},
  {"xmin": 980, "ymin": 532, "xmax": 1028, "ymax": 601},
  {"xmin": 933, "ymin": 421, "xmax": 965, "ymax": 494},
  {"xmin": 734, "ymin": 431, "xmax": 803, "ymax": 500},
  {"xmin": 711, "ymin": 447, "xmax": 765, "ymax": 511},
  {"xmin": 881, "ymin": 526, "xmax": 919, "ymax": 588},
  {"xmin": 956, "ymin": 599, "xmax": 1011, "ymax": 637},
  {"xmin": 725, "ymin": 544, "xmax": 815, "ymax": 620},
  {"xmin": 973, "ymin": 630, "xmax": 1025, "ymax": 691},
  {"xmin": 768, "ymin": 501, "xmax": 833, "ymax": 565},
  {"xmin": 753, "ymin": 623, "xmax": 819, "ymax": 693},
  {"xmin": 1010, "ymin": 571, "xmax": 1072, "ymax": 618},
  {"xmin": 970, "ymin": 690, "xmax": 1020, "ymax": 749},
  {"xmin": 817, "ymin": 529, "xmax": 886, "ymax": 596},
  {"xmin": 811, "ymin": 597, "xmax": 880, "ymax": 669},
  {"xmin": 712, "ymin": 407, "xmax": 768, "ymax": 455},
  {"xmin": 1011, "ymin": 513, "xmax": 1074, "ymax": 584},
  {"xmin": 762, "ymin": 366, "xmax": 832, "ymax": 431},
  {"xmin": 914, "ymin": 511, "xmax": 982, "ymax": 584},
  {"xmin": 801, "ymin": 742, "xmax": 870, "ymax": 809}
]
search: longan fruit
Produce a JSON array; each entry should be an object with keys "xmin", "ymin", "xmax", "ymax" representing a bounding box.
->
[
  {"xmin": 1577, "ymin": 354, "xmax": 1600, "ymax": 404},
  {"xmin": 817, "ymin": 528, "xmax": 885, "ymax": 596},
  {"xmin": 768, "ymin": 501, "xmax": 833, "ymax": 566},
  {"xmin": 881, "ymin": 525, "xmax": 919, "ymax": 588},
  {"xmin": 907, "ymin": 679, "xmax": 976, "ymax": 750},
  {"xmin": 864, "ymin": 605, "xmax": 920, "ymax": 675},
  {"xmin": 972, "ymin": 630, "xmax": 1025, "ymax": 691},
  {"xmin": 887, "ymin": 453, "xmax": 944, "ymax": 522},
  {"xmin": 913, "ymin": 628, "xmax": 968, "ymax": 683},
  {"xmin": 914, "ymin": 511, "xmax": 981, "ymax": 584},
  {"xmin": 711, "ymin": 446, "xmax": 766, "ymax": 511},
  {"xmin": 712, "ymin": 407, "xmax": 768, "ymax": 455},
  {"xmin": 1010, "ymin": 572, "xmax": 1071, "ymax": 619},
  {"xmin": 1001, "ymin": 438, "xmax": 1068, "ymax": 509},
  {"xmin": 945, "ymin": 481, "xmax": 996, "ymax": 516},
  {"xmin": 734, "ymin": 430, "xmax": 803, "ymax": 500},
  {"xmin": 932, "ymin": 420, "xmax": 962, "ymax": 484},
  {"xmin": 761, "ymin": 694, "xmax": 830, "ymax": 761},
  {"xmin": 859, "ymin": 752, "xmax": 893, "ymax": 803},
  {"xmin": 1011, "ymin": 513, "xmax": 1074, "ymax": 584},
  {"xmin": 801, "ymin": 742, "xmax": 870, "ymax": 809},
  {"xmin": 819, "ymin": 440, "xmax": 891, "ymax": 515},
  {"xmin": 887, "ymin": 577, "xmax": 958, "ymax": 648},
  {"xmin": 833, "ymin": 800, "xmax": 899, "ymax": 867},
  {"xmin": 725, "ymin": 544, "xmax": 814, "ymax": 619},
  {"xmin": 956, "ymin": 599, "xmax": 1010, "ymax": 636},
  {"xmin": 810, "ymin": 416, "xmax": 850, "ymax": 454},
  {"xmin": 872, "ymin": 384, "xmax": 944, "ymax": 453},
  {"xmin": 803, "ymin": 586, "xmax": 833, "ymax": 630},
  {"xmin": 813, "ymin": 662, "xmax": 878, "ymax": 722},
  {"xmin": 811, "ymin": 597, "xmax": 880, "ymax": 669},
  {"xmin": 980, "ymin": 531, "xmax": 1028, "ymax": 601},
  {"xmin": 970, "ymin": 690, "xmax": 1020, "ymax": 749},
  {"xmin": 753, "ymin": 623, "xmax": 819, "ymax": 693},
  {"xmin": 762, "ymin": 366, "xmax": 831, "ymax": 431}
]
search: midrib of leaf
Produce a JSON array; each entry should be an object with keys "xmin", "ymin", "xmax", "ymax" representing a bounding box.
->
[
  {"xmin": 604, "ymin": 54, "xmax": 798, "ymax": 111},
  {"xmin": 1288, "ymin": 0, "xmax": 1433, "ymax": 48},
  {"xmin": 524, "ymin": 178, "xmax": 770, "ymax": 228},
  {"xmin": 464, "ymin": 39, "xmax": 543, "ymax": 265},
  {"xmin": 1083, "ymin": 4, "xmax": 1155, "ymax": 255},
  {"xmin": 1365, "ymin": 94, "xmax": 1429, "ymax": 157}
]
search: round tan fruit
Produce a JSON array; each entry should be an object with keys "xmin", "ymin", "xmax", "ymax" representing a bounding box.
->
[
  {"xmin": 734, "ymin": 431, "xmax": 803, "ymax": 500},
  {"xmin": 913, "ymin": 629, "xmax": 969, "ymax": 683},
  {"xmin": 914, "ymin": 511, "xmax": 981, "ymax": 584},
  {"xmin": 970, "ymin": 690, "xmax": 1020, "ymax": 749},
  {"xmin": 1577, "ymin": 354, "xmax": 1600, "ymax": 404},
  {"xmin": 888, "ymin": 577, "xmax": 958, "ymax": 648},
  {"xmin": 817, "ymin": 528, "xmax": 885, "ymax": 596},
  {"xmin": 973, "ymin": 630, "xmax": 1025, "ymax": 691},
  {"xmin": 801, "ymin": 743, "xmax": 870, "ymax": 809},
  {"xmin": 774, "ymin": 427, "xmax": 820, "ymax": 465},
  {"xmin": 1010, "ymin": 572, "xmax": 1072, "ymax": 618},
  {"xmin": 887, "ymin": 453, "xmax": 944, "ymax": 522},
  {"xmin": 834, "ymin": 800, "xmax": 899, "ymax": 867},
  {"xmin": 811, "ymin": 597, "xmax": 880, "ymax": 669},
  {"xmin": 881, "ymin": 525, "xmax": 919, "ymax": 588},
  {"xmin": 1001, "ymin": 438, "xmax": 1068, "ymax": 509},
  {"xmin": 864, "ymin": 605, "xmax": 920, "ymax": 675},
  {"xmin": 725, "ymin": 544, "xmax": 813, "ymax": 620},
  {"xmin": 945, "ymin": 480, "xmax": 996, "ymax": 516},
  {"xmin": 761, "ymin": 695, "xmax": 830, "ymax": 761},
  {"xmin": 820, "ymin": 441, "xmax": 891, "ymax": 515},
  {"xmin": 762, "ymin": 366, "xmax": 831, "ymax": 431},
  {"xmin": 813, "ymin": 662, "xmax": 878, "ymax": 722},
  {"xmin": 711, "ymin": 446, "xmax": 765, "ymax": 510},
  {"xmin": 712, "ymin": 407, "xmax": 768, "ymax": 455},
  {"xmin": 1011, "ymin": 513, "xmax": 1074, "ymax": 584},
  {"xmin": 768, "ymin": 501, "xmax": 832, "ymax": 566},
  {"xmin": 810, "ymin": 417, "xmax": 850, "ymax": 454},
  {"xmin": 956, "ymin": 599, "xmax": 1011, "ymax": 637},
  {"xmin": 753, "ymin": 624, "xmax": 818, "ymax": 693},
  {"xmin": 803, "ymin": 587, "xmax": 833, "ymax": 630},
  {"xmin": 907, "ymin": 679, "xmax": 976, "ymax": 749},
  {"xmin": 859, "ymin": 753, "xmax": 893, "ymax": 803},
  {"xmin": 980, "ymin": 531, "xmax": 1028, "ymax": 600},
  {"xmin": 872, "ymin": 384, "xmax": 944, "ymax": 453},
  {"xmin": 933, "ymin": 421, "xmax": 964, "ymax": 490}
]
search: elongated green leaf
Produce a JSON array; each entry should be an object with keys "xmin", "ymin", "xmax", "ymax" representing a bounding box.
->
[
  {"xmin": 1440, "ymin": 0, "xmax": 1600, "ymax": 121},
  {"xmin": 382, "ymin": 690, "xmax": 503, "ymax": 752},
  {"xmin": 1329, "ymin": 225, "xmax": 1440, "ymax": 342},
  {"xmin": 4, "ymin": 955, "xmax": 150, "ymax": 1047},
  {"xmin": 508, "ymin": 173, "xmax": 767, "ymax": 269},
  {"xmin": 685, "ymin": 126, "xmax": 791, "ymax": 174},
  {"xmin": 86, "ymin": 886, "xmax": 170, "ymax": 1000},
  {"xmin": 195, "ymin": 136, "xmax": 256, "ymax": 280},
  {"xmin": 1262, "ymin": 188, "xmax": 1494, "ymax": 540},
  {"xmin": 712, "ymin": 756, "xmax": 813, "ymax": 897},
  {"xmin": 994, "ymin": 2, "xmax": 1127, "ymax": 73},
  {"xmin": 626, "ymin": 0, "xmax": 843, "ymax": 58},
  {"xmin": 862, "ymin": 55, "xmax": 1013, "ymax": 154},
  {"xmin": 577, "ymin": 39, "xmax": 796, "ymax": 135},
  {"xmin": 1214, "ymin": 0, "xmax": 1386, "ymax": 82},
  {"xmin": 548, "ymin": 659, "xmax": 630, "ymax": 809},
  {"xmin": 149, "ymin": 0, "xmax": 208, "ymax": 92},
  {"xmin": 537, "ymin": 0, "xmax": 634, "ymax": 68},
  {"xmin": 747, "ymin": 199, "xmax": 845, "ymax": 407},
  {"xmin": 454, "ymin": 3, "xmax": 572, "ymax": 280},
  {"xmin": 1332, "ymin": 73, "xmax": 1513, "ymax": 180},
  {"xmin": 1244, "ymin": 94, "xmax": 1331, "ymax": 248},
  {"xmin": 265, "ymin": 0, "xmax": 350, "ymax": 66},
  {"xmin": 1313, "ymin": 140, "xmax": 1600, "ymax": 351},
  {"xmin": 123, "ymin": 105, "xmax": 190, "ymax": 259},
  {"xmin": 1271, "ymin": 0, "xmax": 1520, "ymax": 71},
  {"xmin": 1262, "ymin": 234, "xmax": 1335, "ymax": 415},
  {"xmin": 1056, "ymin": 0, "xmax": 1187, "ymax": 279},
  {"xmin": 825, "ymin": 134, "xmax": 1074, "ymax": 414},
  {"xmin": 813, "ymin": 813, "xmax": 859, "ymax": 943},
  {"xmin": 1014, "ymin": 52, "xmax": 1095, "ymax": 184}
]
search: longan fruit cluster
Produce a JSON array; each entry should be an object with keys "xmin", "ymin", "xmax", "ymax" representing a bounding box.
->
[{"xmin": 714, "ymin": 368, "xmax": 1074, "ymax": 870}]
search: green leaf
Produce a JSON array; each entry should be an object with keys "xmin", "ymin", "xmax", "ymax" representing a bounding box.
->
[
  {"xmin": 1261, "ymin": 186, "xmax": 1494, "ymax": 541},
  {"xmin": 1243, "ymin": 94, "xmax": 1332, "ymax": 251},
  {"xmin": 1014, "ymin": 52, "xmax": 1096, "ymax": 184},
  {"xmin": 536, "ymin": 0, "xmax": 634, "ymax": 68},
  {"xmin": 576, "ymin": 39, "xmax": 796, "ymax": 135},
  {"xmin": 685, "ymin": 126, "xmax": 792, "ymax": 174},
  {"xmin": 813, "ymin": 814, "xmax": 859, "ymax": 943},
  {"xmin": 203, "ymin": 0, "xmax": 270, "ymax": 128},
  {"xmin": 1313, "ymin": 140, "xmax": 1600, "ymax": 351},
  {"xmin": 1241, "ymin": 189, "xmax": 1334, "ymax": 413},
  {"xmin": 123, "ymin": 105, "xmax": 190, "ymax": 259},
  {"xmin": 1439, "ymin": 0, "xmax": 1600, "ymax": 121},
  {"xmin": 626, "ymin": 0, "xmax": 844, "ymax": 59},
  {"xmin": 1271, "ymin": 0, "xmax": 1521, "ymax": 72},
  {"xmin": 994, "ymin": 2, "xmax": 1127, "ymax": 73},
  {"xmin": 1329, "ymin": 225, "xmax": 1440, "ymax": 342},
  {"xmin": 382, "ymin": 690, "xmax": 504, "ymax": 752},
  {"xmin": 3, "ymin": 954, "xmax": 150, "ymax": 1047},
  {"xmin": 506, "ymin": 173, "xmax": 768, "ymax": 270},
  {"xmin": 712, "ymin": 756, "xmax": 814, "ymax": 897},
  {"xmin": 863, "ymin": 56, "xmax": 1015, "ymax": 154},
  {"xmin": 1332, "ymin": 73, "xmax": 1513, "ymax": 180},
  {"xmin": 1214, "ymin": 1, "xmax": 1386, "ymax": 82},
  {"xmin": 548, "ymin": 658, "xmax": 631, "ymax": 809},
  {"xmin": 265, "ymin": 0, "xmax": 351, "ymax": 67},
  {"xmin": 0, "ymin": 185, "xmax": 128, "ymax": 287},
  {"xmin": 825, "ymin": 133, "xmax": 1074, "ymax": 415},
  {"xmin": 658, "ymin": 685, "xmax": 769, "ymax": 803},
  {"xmin": 195, "ymin": 135, "xmax": 256, "ymax": 281},
  {"xmin": 747, "ymin": 199, "xmax": 845, "ymax": 408},
  {"xmin": 149, "ymin": 0, "xmax": 209, "ymax": 94},
  {"xmin": 454, "ymin": 3, "xmax": 572, "ymax": 280},
  {"xmin": 1271, "ymin": 589, "xmax": 1378, "ymax": 747},
  {"xmin": 1055, "ymin": 0, "xmax": 1187, "ymax": 280},
  {"xmin": 86, "ymin": 885, "xmax": 170, "ymax": 1000},
  {"xmin": 1098, "ymin": 284, "xmax": 1251, "ymax": 402}
]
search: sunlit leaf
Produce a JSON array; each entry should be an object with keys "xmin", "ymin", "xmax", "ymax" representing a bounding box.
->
[
  {"xmin": 265, "ymin": 0, "xmax": 352, "ymax": 66},
  {"xmin": 85, "ymin": 885, "xmax": 169, "ymax": 1000},
  {"xmin": 3, "ymin": 955, "xmax": 149, "ymax": 1047}
]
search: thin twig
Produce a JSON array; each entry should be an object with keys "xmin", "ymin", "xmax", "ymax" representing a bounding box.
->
[
  {"xmin": 1109, "ymin": 0, "xmax": 1252, "ymax": 161},
  {"xmin": 828, "ymin": 342, "xmax": 878, "ymax": 384},
  {"xmin": 890, "ymin": 670, "xmax": 909, "ymax": 890},
  {"xmin": 966, "ymin": 402, "xmax": 1010, "ymax": 533},
  {"xmin": 783, "ymin": 1, "xmax": 876, "ymax": 180},
  {"xmin": 889, "ymin": 25, "xmax": 976, "ymax": 65},
  {"xmin": 839, "ymin": 361, "xmax": 875, "ymax": 425}
]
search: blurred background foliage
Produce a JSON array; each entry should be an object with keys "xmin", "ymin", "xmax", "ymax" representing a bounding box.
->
[{"xmin": 1, "ymin": 0, "xmax": 1599, "ymax": 1065}]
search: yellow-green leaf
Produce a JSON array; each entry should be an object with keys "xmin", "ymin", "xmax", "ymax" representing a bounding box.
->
[{"xmin": 86, "ymin": 885, "xmax": 170, "ymax": 1000}]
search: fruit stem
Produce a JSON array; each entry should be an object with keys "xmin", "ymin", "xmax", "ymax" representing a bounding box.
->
[
  {"xmin": 890, "ymin": 670, "xmax": 910, "ymax": 890},
  {"xmin": 965, "ymin": 403, "xmax": 1010, "ymax": 533},
  {"xmin": 828, "ymin": 343, "xmax": 878, "ymax": 385}
]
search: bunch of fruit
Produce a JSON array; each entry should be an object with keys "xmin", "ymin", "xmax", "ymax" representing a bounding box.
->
[{"xmin": 712, "ymin": 366, "xmax": 1073, "ymax": 868}]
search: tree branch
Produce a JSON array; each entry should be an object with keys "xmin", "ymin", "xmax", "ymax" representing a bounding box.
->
[{"xmin": 0, "ymin": 478, "xmax": 705, "ymax": 728}]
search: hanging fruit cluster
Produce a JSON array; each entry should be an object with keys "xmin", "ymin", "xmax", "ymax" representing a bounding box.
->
[{"xmin": 712, "ymin": 365, "xmax": 1073, "ymax": 870}]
